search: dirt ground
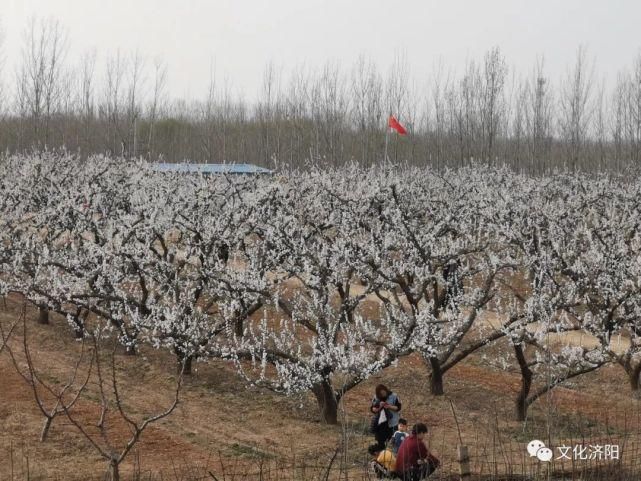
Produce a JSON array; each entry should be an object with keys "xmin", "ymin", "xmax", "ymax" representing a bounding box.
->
[{"xmin": 1, "ymin": 294, "xmax": 640, "ymax": 480}]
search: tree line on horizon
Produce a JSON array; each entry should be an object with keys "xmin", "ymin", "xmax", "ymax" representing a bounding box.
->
[{"xmin": 1, "ymin": 18, "xmax": 641, "ymax": 172}]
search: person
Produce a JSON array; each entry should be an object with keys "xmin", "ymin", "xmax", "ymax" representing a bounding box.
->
[
  {"xmin": 370, "ymin": 384, "xmax": 402, "ymax": 450},
  {"xmin": 368, "ymin": 444, "xmax": 397, "ymax": 479},
  {"xmin": 395, "ymin": 423, "xmax": 440, "ymax": 481},
  {"xmin": 391, "ymin": 419, "xmax": 409, "ymax": 454}
]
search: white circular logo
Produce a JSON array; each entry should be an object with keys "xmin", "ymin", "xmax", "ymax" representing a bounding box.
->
[
  {"xmin": 527, "ymin": 440, "xmax": 553, "ymax": 462},
  {"xmin": 527, "ymin": 440, "xmax": 546, "ymax": 457},
  {"xmin": 536, "ymin": 447, "xmax": 553, "ymax": 462}
]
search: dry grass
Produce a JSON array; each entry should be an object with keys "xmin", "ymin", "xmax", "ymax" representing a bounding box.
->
[{"xmin": 1, "ymin": 293, "xmax": 640, "ymax": 480}]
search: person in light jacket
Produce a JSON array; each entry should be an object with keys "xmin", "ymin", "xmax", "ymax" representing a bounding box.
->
[{"xmin": 370, "ymin": 384, "xmax": 401, "ymax": 450}]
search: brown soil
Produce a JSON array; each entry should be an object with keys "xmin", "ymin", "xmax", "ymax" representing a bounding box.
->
[{"xmin": 1, "ymin": 294, "xmax": 640, "ymax": 480}]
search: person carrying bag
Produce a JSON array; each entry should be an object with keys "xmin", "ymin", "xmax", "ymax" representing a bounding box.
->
[{"xmin": 369, "ymin": 384, "xmax": 401, "ymax": 450}]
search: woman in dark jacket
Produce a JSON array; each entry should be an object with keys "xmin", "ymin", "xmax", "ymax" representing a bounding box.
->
[{"xmin": 370, "ymin": 384, "xmax": 401, "ymax": 450}]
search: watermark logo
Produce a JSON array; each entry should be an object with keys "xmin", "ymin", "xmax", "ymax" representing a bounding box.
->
[
  {"xmin": 527, "ymin": 440, "xmax": 553, "ymax": 461},
  {"xmin": 527, "ymin": 440, "xmax": 620, "ymax": 462}
]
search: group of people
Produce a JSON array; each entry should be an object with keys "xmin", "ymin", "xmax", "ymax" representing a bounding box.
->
[{"xmin": 367, "ymin": 384, "xmax": 440, "ymax": 480}]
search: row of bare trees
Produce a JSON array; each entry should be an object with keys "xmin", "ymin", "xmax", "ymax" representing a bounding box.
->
[{"xmin": 1, "ymin": 18, "xmax": 641, "ymax": 171}]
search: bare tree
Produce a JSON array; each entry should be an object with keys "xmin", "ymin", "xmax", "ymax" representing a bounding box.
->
[
  {"xmin": 64, "ymin": 335, "xmax": 184, "ymax": 481},
  {"xmin": 2, "ymin": 304, "xmax": 93, "ymax": 442},
  {"xmin": 351, "ymin": 55, "xmax": 383, "ymax": 165},
  {"xmin": 559, "ymin": 46, "xmax": 595, "ymax": 169},
  {"xmin": 616, "ymin": 51, "xmax": 641, "ymax": 163},
  {"xmin": 255, "ymin": 61, "xmax": 283, "ymax": 163},
  {"xmin": 509, "ymin": 75, "xmax": 527, "ymax": 168},
  {"xmin": 481, "ymin": 47, "xmax": 507, "ymax": 163},
  {"xmin": 125, "ymin": 50, "xmax": 145, "ymax": 157},
  {"xmin": 612, "ymin": 72, "xmax": 627, "ymax": 168},
  {"xmin": 310, "ymin": 62, "xmax": 348, "ymax": 165},
  {"xmin": 0, "ymin": 23, "xmax": 6, "ymax": 119},
  {"xmin": 15, "ymin": 17, "xmax": 68, "ymax": 148},
  {"xmin": 146, "ymin": 58, "xmax": 167, "ymax": 159},
  {"xmin": 102, "ymin": 50, "xmax": 126, "ymax": 155},
  {"xmin": 77, "ymin": 49, "xmax": 97, "ymax": 152},
  {"xmin": 630, "ymin": 52, "xmax": 641, "ymax": 162},
  {"xmin": 593, "ymin": 79, "xmax": 608, "ymax": 169},
  {"xmin": 3, "ymin": 311, "xmax": 183, "ymax": 481},
  {"xmin": 455, "ymin": 58, "xmax": 483, "ymax": 164},
  {"xmin": 524, "ymin": 58, "xmax": 554, "ymax": 171},
  {"xmin": 199, "ymin": 59, "xmax": 217, "ymax": 161},
  {"xmin": 429, "ymin": 60, "xmax": 450, "ymax": 168}
]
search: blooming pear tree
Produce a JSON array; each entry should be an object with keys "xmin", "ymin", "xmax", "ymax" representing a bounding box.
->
[
  {"xmin": 497, "ymin": 173, "xmax": 616, "ymax": 420},
  {"xmin": 547, "ymin": 175, "xmax": 641, "ymax": 392},
  {"xmin": 220, "ymin": 167, "xmax": 405, "ymax": 424},
  {"xmin": 2, "ymin": 151, "xmax": 640, "ymax": 430},
  {"xmin": 352, "ymin": 166, "xmax": 522, "ymax": 395}
]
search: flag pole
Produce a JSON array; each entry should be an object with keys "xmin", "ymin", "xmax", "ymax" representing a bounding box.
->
[
  {"xmin": 384, "ymin": 113, "xmax": 390, "ymax": 167},
  {"xmin": 384, "ymin": 125, "xmax": 389, "ymax": 166}
]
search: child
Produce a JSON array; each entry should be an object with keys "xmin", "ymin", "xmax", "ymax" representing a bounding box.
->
[
  {"xmin": 391, "ymin": 418, "xmax": 409, "ymax": 454},
  {"xmin": 368, "ymin": 444, "xmax": 397, "ymax": 479}
]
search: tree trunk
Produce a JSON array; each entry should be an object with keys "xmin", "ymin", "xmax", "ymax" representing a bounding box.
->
[
  {"xmin": 37, "ymin": 306, "xmax": 49, "ymax": 325},
  {"xmin": 71, "ymin": 311, "xmax": 86, "ymax": 339},
  {"xmin": 108, "ymin": 459, "xmax": 120, "ymax": 481},
  {"xmin": 71, "ymin": 315, "xmax": 84, "ymax": 339},
  {"xmin": 428, "ymin": 357, "xmax": 444, "ymax": 395},
  {"xmin": 625, "ymin": 361, "xmax": 641, "ymax": 394},
  {"xmin": 514, "ymin": 344, "xmax": 533, "ymax": 422},
  {"xmin": 234, "ymin": 317, "xmax": 244, "ymax": 337},
  {"xmin": 174, "ymin": 348, "xmax": 193, "ymax": 375},
  {"xmin": 73, "ymin": 326, "xmax": 84, "ymax": 339},
  {"xmin": 179, "ymin": 354, "xmax": 193, "ymax": 375},
  {"xmin": 311, "ymin": 379, "xmax": 338, "ymax": 425},
  {"xmin": 40, "ymin": 416, "xmax": 53, "ymax": 442}
]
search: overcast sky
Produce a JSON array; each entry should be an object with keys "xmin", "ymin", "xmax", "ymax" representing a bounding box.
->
[{"xmin": 3, "ymin": 0, "xmax": 641, "ymax": 100}]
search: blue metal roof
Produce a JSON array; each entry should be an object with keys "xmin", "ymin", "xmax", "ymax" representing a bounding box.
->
[{"xmin": 153, "ymin": 163, "xmax": 273, "ymax": 175}]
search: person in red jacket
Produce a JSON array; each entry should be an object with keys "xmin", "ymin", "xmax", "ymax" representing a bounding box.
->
[{"xmin": 394, "ymin": 423, "xmax": 440, "ymax": 480}]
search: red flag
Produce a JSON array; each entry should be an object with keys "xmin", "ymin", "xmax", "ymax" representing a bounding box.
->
[{"xmin": 388, "ymin": 115, "xmax": 407, "ymax": 135}]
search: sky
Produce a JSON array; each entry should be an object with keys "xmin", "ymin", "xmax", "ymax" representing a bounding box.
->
[{"xmin": 2, "ymin": 0, "xmax": 641, "ymax": 100}]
